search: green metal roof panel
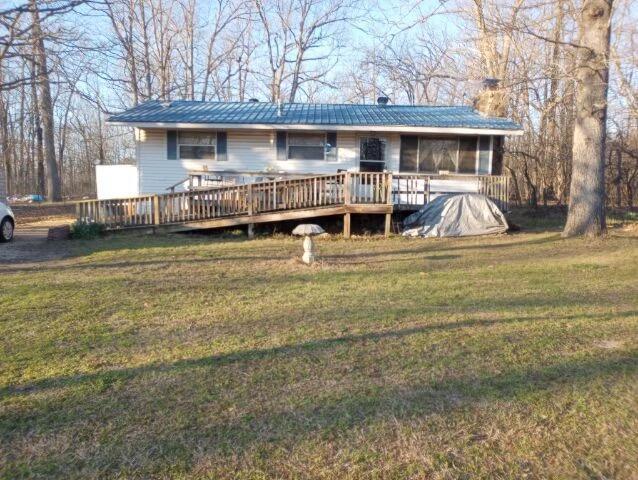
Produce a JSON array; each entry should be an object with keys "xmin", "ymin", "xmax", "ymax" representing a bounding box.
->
[{"xmin": 108, "ymin": 100, "xmax": 522, "ymax": 131}]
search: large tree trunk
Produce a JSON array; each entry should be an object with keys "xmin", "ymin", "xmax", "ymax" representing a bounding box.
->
[
  {"xmin": 562, "ymin": 0, "xmax": 613, "ymax": 237},
  {"xmin": 0, "ymin": 75, "xmax": 11, "ymax": 198},
  {"xmin": 30, "ymin": 0, "xmax": 62, "ymax": 201},
  {"xmin": 29, "ymin": 56, "xmax": 45, "ymax": 197}
]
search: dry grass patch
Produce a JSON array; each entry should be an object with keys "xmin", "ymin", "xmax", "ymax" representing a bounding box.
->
[{"xmin": 1, "ymin": 225, "xmax": 637, "ymax": 479}]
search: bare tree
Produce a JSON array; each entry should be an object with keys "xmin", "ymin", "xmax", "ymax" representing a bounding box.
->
[
  {"xmin": 253, "ymin": 0, "xmax": 355, "ymax": 103},
  {"xmin": 563, "ymin": 0, "xmax": 613, "ymax": 237},
  {"xmin": 29, "ymin": 0, "xmax": 61, "ymax": 201}
]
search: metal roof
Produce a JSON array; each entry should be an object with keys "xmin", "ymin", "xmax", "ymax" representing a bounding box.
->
[{"xmin": 108, "ymin": 100, "xmax": 522, "ymax": 132}]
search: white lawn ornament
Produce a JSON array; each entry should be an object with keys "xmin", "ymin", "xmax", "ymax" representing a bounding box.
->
[{"xmin": 292, "ymin": 224, "xmax": 325, "ymax": 264}]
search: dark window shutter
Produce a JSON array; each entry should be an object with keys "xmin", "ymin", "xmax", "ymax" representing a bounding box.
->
[
  {"xmin": 326, "ymin": 131, "xmax": 337, "ymax": 161},
  {"xmin": 217, "ymin": 131, "xmax": 227, "ymax": 161},
  {"xmin": 167, "ymin": 130, "xmax": 177, "ymax": 160},
  {"xmin": 276, "ymin": 131, "xmax": 287, "ymax": 161},
  {"xmin": 399, "ymin": 135, "xmax": 419, "ymax": 172},
  {"xmin": 326, "ymin": 131, "xmax": 337, "ymax": 148}
]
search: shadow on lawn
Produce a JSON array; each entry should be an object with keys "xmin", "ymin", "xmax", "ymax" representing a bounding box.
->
[
  {"xmin": 2, "ymin": 347, "xmax": 636, "ymax": 478},
  {"xmin": 3, "ymin": 309, "xmax": 635, "ymax": 399},
  {"xmin": 325, "ymin": 233, "xmax": 561, "ymax": 261}
]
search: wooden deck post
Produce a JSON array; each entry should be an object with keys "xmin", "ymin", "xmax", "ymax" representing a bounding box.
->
[
  {"xmin": 247, "ymin": 183, "xmax": 254, "ymax": 215},
  {"xmin": 384, "ymin": 173, "xmax": 393, "ymax": 236},
  {"xmin": 247, "ymin": 183, "xmax": 255, "ymax": 238},
  {"xmin": 153, "ymin": 195, "xmax": 160, "ymax": 225},
  {"xmin": 384, "ymin": 213, "xmax": 392, "ymax": 237},
  {"xmin": 343, "ymin": 212, "xmax": 351, "ymax": 239}
]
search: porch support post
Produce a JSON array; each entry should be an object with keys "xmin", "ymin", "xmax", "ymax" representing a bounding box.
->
[
  {"xmin": 153, "ymin": 195, "xmax": 160, "ymax": 225},
  {"xmin": 343, "ymin": 212, "xmax": 351, "ymax": 239},
  {"xmin": 344, "ymin": 172, "xmax": 351, "ymax": 205},
  {"xmin": 247, "ymin": 223, "xmax": 255, "ymax": 239},
  {"xmin": 385, "ymin": 172, "xmax": 393, "ymax": 237}
]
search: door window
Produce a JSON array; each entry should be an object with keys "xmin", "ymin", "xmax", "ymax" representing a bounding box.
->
[{"xmin": 359, "ymin": 137, "xmax": 386, "ymax": 172}]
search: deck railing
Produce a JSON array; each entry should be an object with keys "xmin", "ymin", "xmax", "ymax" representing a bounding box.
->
[
  {"xmin": 76, "ymin": 195, "xmax": 156, "ymax": 229},
  {"xmin": 393, "ymin": 174, "xmax": 509, "ymax": 211},
  {"xmin": 77, "ymin": 173, "xmax": 509, "ymax": 230}
]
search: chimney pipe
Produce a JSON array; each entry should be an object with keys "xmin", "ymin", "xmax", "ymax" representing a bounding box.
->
[{"xmin": 482, "ymin": 78, "xmax": 500, "ymax": 90}]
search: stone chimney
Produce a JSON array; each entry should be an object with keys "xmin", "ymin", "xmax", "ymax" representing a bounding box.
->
[{"xmin": 473, "ymin": 78, "xmax": 508, "ymax": 117}]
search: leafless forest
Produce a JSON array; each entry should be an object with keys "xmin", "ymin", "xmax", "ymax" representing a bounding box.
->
[{"xmin": 1, "ymin": 0, "xmax": 636, "ymax": 209}]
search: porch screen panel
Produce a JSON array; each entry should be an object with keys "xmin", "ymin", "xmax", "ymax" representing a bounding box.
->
[
  {"xmin": 418, "ymin": 138, "xmax": 458, "ymax": 173},
  {"xmin": 478, "ymin": 136, "xmax": 491, "ymax": 174},
  {"xmin": 458, "ymin": 136, "xmax": 478, "ymax": 173},
  {"xmin": 491, "ymin": 136, "xmax": 504, "ymax": 174},
  {"xmin": 399, "ymin": 135, "xmax": 419, "ymax": 172}
]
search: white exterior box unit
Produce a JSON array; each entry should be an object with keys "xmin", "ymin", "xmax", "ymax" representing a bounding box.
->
[{"xmin": 96, "ymin": 164, "xmax": 139, "ymax": 200}]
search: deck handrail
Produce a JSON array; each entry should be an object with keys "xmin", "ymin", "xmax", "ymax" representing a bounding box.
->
[{"xmin": 77, "ymin": 172, "xmax": 509, "ymax": 230}]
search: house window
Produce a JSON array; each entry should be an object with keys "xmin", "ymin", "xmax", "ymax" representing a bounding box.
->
[
  {"xmin": 178, "ymin": 131, "xmax": 216, "ymax": 160},
  {"xmin": 288, "ymin": 133, "xmax": 326, "ymax": 160}
]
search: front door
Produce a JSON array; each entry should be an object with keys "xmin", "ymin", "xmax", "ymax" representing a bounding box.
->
[{"xmin": 359, "ymin": 136, "xmax": 386, "ymax": 172}]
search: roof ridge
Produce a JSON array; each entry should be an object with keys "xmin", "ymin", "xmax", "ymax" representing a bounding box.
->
[{"xmin": 144, "ymin": 99, "xmax": 473, "ymax": 109}]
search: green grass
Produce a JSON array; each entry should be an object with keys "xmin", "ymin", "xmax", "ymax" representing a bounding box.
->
[{"xmin": 1, "ymin": 221, "xmax": 637, "ymax": 479}]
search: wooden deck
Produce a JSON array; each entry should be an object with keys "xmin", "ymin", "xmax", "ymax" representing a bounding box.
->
[{"xmin": 77, "ymin": 172, "xmax": 509, "ymax": 237}]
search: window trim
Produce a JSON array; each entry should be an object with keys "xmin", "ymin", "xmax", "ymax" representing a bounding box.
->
[{"xmin": 177, "ymin": 131, "xmax": 217, "ymax": 161}]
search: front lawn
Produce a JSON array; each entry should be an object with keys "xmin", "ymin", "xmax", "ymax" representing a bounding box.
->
[{"xmin": 1, "ymin": 225, "xmax": 637, "ymax": 478}]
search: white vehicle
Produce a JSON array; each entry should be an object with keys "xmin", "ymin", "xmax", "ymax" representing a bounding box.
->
[{"xmin": 0, "ymin": 201, "xmax": 15, "ymax": 242}]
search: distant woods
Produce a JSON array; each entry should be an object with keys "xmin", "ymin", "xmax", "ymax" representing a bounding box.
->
[{"xmin": 0, "ymin": 0, "xmax": 636, "ymax": 215}]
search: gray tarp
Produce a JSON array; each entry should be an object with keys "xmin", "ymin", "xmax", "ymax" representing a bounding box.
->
[{"xmin": 402, "ymin": 193, "xmax": 508, "ymax": 238}]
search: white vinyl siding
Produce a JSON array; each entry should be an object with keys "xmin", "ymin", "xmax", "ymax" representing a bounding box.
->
[{"xmin": 136, "ymin": 128, "xmax": 418, "ymax": 194}]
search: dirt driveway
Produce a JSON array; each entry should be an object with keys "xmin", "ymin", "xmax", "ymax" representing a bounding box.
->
[{"xmin": 0, "ymin": 204, "xmax": 75, "ymax": 264}]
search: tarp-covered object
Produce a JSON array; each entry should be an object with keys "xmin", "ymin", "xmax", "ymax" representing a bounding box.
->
[{"xmin": 402, "ymin": 193, "xmax": 508, "ymax": 238}]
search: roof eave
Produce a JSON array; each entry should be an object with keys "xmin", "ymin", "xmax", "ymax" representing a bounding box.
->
[{"xmin": 106, "ymin": 120, "xmax": 524, "ymax": 136}]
